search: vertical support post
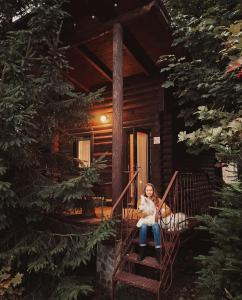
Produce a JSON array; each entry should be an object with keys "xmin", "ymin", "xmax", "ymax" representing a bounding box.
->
[{"xmin": 112, "ymin": 23, "xmax": 123, "ymax": 207}]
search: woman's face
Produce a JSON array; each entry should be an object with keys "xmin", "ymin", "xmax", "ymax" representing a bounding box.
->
[{"xmin": 145, "ymin": 185, "xmax": 154, "ymax": 198}]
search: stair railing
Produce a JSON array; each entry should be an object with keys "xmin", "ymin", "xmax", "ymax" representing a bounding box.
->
[
  {"xmin": 111, "ymin": 169, "xmax": 140, "ymax": 245},
  {"xmin": 111, "ymin": 170, "xmax": 140, "ymax": 294},
  {"xmin": 112, "ymin": 169, "xmax": 139, "ymax": 213},
  {"xmin": 157, "ymin": 171, "xmax": 212, "ymax": 294}
]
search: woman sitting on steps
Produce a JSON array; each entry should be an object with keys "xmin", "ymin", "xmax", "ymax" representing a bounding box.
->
[{"xmin": 136, "ymin": 183, "xmax": 171, "ymax": 263}]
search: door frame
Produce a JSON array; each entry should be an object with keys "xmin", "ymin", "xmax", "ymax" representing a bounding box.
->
[{"xmin": 125, "ymin": 127, "xmax": 151, "ymax": 204}]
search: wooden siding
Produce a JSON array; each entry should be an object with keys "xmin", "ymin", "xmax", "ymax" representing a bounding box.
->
[
  {"xmin": 61, "ymin": 77, "xmax": 164, "ymax": 199},
  {"xmin": 160, "ymin": 112, "xmax": 173, "ymax": 192}
]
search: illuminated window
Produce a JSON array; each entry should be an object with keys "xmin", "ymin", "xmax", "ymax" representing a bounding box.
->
[{"xmin": 73, "ymin": 137, "xmax": 91, "ymax": 167}]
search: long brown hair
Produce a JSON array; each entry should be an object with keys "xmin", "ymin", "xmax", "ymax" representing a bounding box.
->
[{"xmin": 143, "ymin": 183, "xmax": 159, "ymax": 206}]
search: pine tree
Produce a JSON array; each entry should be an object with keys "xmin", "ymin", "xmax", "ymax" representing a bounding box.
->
[
  {"xmin": 196, "ymin": 183, "xmax": 242, "ymax": 299},
  {"xmin": 0, "ymin": 1, "xmax": 115, "ymax": 299}
]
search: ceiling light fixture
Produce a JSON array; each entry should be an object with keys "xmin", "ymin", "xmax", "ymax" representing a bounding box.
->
[{"xmin": 100, "ymin": 115, "xmax": 109, "ymax": 124}]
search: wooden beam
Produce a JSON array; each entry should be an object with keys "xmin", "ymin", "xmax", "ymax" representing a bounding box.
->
[
  {"xmin": 123, "ymin": 26, "xmax": 157, "ymax": 76},
  {"xmin": 154, "ymin": 0, "xmax": 171, "ymax": 25},
  {"xmin": 112, "ymin": 23, "xmax": 123, "ymax": 207},
  {"xmin": 77, "ymin": 45, "xmax": 112, "ymax": 82},
  {"xmin": 65, "ymin": 73, "xmax": 89, "ymax": 92},
  {"xmin": 67, "ymin": 1, "xmax": 156, "ymax": 46}
]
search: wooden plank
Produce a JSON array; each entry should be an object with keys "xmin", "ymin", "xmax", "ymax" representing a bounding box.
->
[
  {"xmin": 93, "ymin": 152, "xmax": 112, "ymax": 157},
  {"xmin": 93, "ymin": 93, "xmax": 161, "ymax": 110},
  {"xmin": 114, "ymin": 271, "xmax": 159, "ymax": 294},
  {"xmin": 125, "ymin": 253, "xmax": 160, "ymax": 269},
  {"xmin": 103, "ymin": 85, "xmax": 161, "ymax": 100},
  {"xmin": 92, "ymin": 100, "xmax": 161, "ymax": 114},
  {"xmin": 112, "ymin": 23, "xmax": 123, "ymax": 207},
  {"xmin": 94, "ymin": 135, "xmax": 112, "ymax": 140},
  {"xmin": 77, "ymin": 45, "xmax": 112, "ymax": 81},
  {"xmin": 153, "ymin": 1, "xmax": 171, "ymax": 26},
  {"xmin": 102, "ymin": 79, "xmax": 161, "ymax": 99},
  {"xmin": 123, "ymin": 26, "xmax": 157, "ymax": 75}
]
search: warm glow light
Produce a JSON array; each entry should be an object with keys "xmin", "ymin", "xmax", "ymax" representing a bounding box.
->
[{"xmin": 100, "ymin": 115, "xmax": 108, "ymax": 123}]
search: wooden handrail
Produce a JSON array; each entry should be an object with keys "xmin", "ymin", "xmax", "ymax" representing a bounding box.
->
[
  {"xmin": 111, "ymin": 169, "xmax": 139, "ymax": 217},
  {"xmin": 157, "ymin": 171, "xmax": 179, "ymax": 212}
]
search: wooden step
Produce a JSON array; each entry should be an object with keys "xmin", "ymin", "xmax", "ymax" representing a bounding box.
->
[
  {"xmin": 132, "ymin": 238, "xmax": 174, "ymax": 250},
  {"xmin": 125, "ymin": 252, "xmax": 160, "ymax": 269},
  {"xmin": 114, "ymin": 271, "xmax": 160, "ymax": 294},
  {"xmin": 132, "ymin": 237, "xmax": 155, "ymax": 247}
]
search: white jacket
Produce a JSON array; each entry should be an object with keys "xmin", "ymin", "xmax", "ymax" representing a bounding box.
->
[{"xmin": 136, "ymin": 195, "xmax": 157, "ymax": 227}]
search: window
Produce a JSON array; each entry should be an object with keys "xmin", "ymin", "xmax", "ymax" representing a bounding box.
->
[{"xmin": 73, "ymin": 137, "xmax": 91, "ymax": 167}]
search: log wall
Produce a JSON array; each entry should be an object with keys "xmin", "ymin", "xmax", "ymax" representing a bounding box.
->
[{"xmin": 61, "ymin": 77, "xmax": 165, "ymax": 199}]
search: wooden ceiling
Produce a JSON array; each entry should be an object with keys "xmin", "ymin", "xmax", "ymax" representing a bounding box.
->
[{"xmin": 63, "ymin": 0, "xmax": 173, "ymax": 92}]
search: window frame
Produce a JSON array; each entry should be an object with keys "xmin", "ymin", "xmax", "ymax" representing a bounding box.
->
[{"xmin": 73, "ymin": 135, "xmax": 93, "ymax": 167}]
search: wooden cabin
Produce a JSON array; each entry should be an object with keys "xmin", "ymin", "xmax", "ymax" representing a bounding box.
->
[
  {"xmin": 60, "ymin": 1, "xmax": 217, "ymax": 298},
  {"xmin": 61, "ymin": 0, "xmax": 173, "ymax": 204},
  {"xmin": 61, "ymin": 0, "xmax": 217, "ymax": 205}
]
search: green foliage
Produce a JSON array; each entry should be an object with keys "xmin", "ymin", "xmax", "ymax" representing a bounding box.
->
[
  {"xmin": 196, "ymin": 183, "xmax": 242, "ymax": 299},
  {"xmin": 0, "ymin": 267, "xmax": 24, "ymax": 299},
  {"xmin": 159, "ymin": 0, "xmax": 242, "ymax": 164},
  {"xmin": 160, "ymin": 1, "xmax": 242, "ymax": 299},
  {"xmin": 0, "ymin": 0, "xmax": 114, "ymax": 298},
  {"xmin": 178, "ymin": 107, "xmax": 242, "ymax": 162},
  {"xmin": 55, "ymin": 279, "xmax": 94, "ymax": 300}
]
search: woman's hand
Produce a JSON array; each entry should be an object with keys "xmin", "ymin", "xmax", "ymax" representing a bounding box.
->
[{"xmin": 156, "ymin": 206, "xmax": 161, "ymax": 214}]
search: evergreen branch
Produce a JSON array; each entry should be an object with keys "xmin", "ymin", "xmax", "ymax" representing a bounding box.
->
[
  {"xmin": 0, "ymin": 64, "xmax": 7, "ymax": 93},
  {"xmin": 21, "ymin": 35, "xmax": 32, "ymax": 67}
]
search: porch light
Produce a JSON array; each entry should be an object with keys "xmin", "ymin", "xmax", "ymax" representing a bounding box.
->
[
  {"xmin": 114, "ymin": 3, "xmax": 118, "ymax": 7},
  {"xmin": 100, "ymin": 114, "xmax": 109, "ymax": 124}
]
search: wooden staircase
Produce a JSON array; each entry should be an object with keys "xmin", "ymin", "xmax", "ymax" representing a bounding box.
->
[
  {"xmin": 113, "ymin": 239, "xmax": 179, "ymax": 299},
  {"xmin": 111, "ymin": 171, "xmax": 212, "ymax": 300},
  {"xmin": 112, "ymin": 228, "xmax": 180, "ymax": 299}
]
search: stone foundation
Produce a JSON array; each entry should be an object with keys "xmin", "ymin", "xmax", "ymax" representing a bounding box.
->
[{"xmin": 96, "ymin": 242, "xmax": 120, "ymax": 298}]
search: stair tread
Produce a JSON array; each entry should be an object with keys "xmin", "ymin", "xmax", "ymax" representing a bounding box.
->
[
  {"xmin": 132, "ymin": 237, "xmax": 155, "ymax": 247},
  {"xmin": 114, "ymin": 271, "xmax": 160, "ymax": 294},
  {"xmin": 125, "ymin": 252, "xmax": 160, "ymax": 269},
  {"xmin": 132, "ymin": 238, "xmax": 174, "ymax": 249}
]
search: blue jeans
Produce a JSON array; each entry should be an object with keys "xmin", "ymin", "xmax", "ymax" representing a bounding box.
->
[{"xmin": 139, "ymin": 223, "xmax": 161, "ymax": 248}]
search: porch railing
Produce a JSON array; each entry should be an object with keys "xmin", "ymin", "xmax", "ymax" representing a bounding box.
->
[
  {"xmin": 111, "ymin": 169, "xmax": 212, "ymax": 298},
  {"xmin": 111, "ymin": 169, "xmax": 139, "ymax": 242},
  {"xmin": 157, "ymin": 171, "xmax": 212, "ymax": 293},
  {"xmin": 111, "ymin": 170, "xmax": 140, "ymax": 290}
]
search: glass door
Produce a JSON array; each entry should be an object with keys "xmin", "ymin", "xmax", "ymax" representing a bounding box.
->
[{"xmin": 127, "ymin": 129, "xmax": 150, "ymax": 206}]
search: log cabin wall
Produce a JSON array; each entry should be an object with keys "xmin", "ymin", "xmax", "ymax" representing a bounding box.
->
[
  {"xmin": 159, "ymin": 90, "xmax": 174, "ymax": 192},
  {"xmin": 60, "ymin": 76, "xmax": 164, "ymax": 199},
  {"xmin": 160, "ymin": 112, "xmax": 173, "ymax": 192}
]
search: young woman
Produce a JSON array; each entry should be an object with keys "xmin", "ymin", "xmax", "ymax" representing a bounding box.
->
[{"xmin": 136, "ymin": 183, "xmax": 171, "ymax": 263}]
